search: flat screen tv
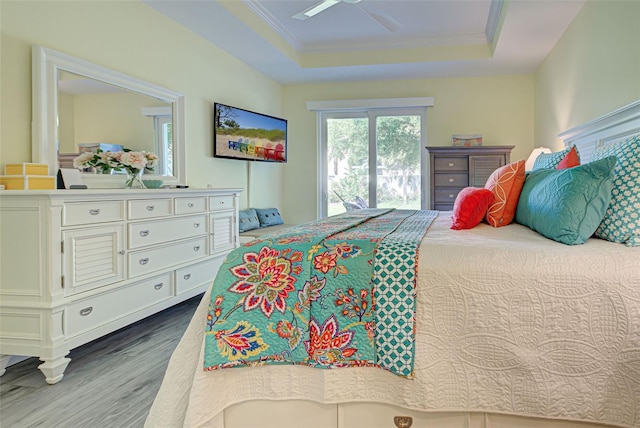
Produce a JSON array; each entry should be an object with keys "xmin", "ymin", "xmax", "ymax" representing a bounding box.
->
[{"xmin": 214, "ymin": 103, "xmax": 287, "ymax": 163}]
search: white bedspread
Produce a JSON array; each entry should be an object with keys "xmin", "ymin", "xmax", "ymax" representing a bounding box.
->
[{"xmin": 146, "ymin": 214, "xmax": 640, "ymax": 428}]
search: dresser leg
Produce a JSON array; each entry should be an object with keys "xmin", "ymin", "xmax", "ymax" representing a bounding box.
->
[
  {"xmin": 38, "ymin": 355, "xmax": 71, "ymax": 384},
  {"xmin": 0, "ymin": 355, "xmax": 11, "ymax": 376}
]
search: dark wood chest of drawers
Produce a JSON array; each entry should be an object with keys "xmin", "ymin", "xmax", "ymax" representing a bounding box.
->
[{"xmin": 426, "ymin": 145, "xmax": 514, "ymax": 210}]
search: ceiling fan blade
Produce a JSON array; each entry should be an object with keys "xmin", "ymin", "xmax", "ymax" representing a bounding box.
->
[
  {"xmin": 292, "ymin": 0, "xmax": 341, "ymax": 20},
  {"xmin": 357, "ymin": 3, "xmax": 402, "ymax": 32}
]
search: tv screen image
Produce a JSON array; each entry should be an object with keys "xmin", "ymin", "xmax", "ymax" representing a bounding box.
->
[{"xmin": 214, "ymin": 103, "xmax": 287, "ymax": 163}]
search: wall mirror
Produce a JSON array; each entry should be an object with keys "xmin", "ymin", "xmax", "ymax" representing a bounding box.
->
[{"xmin": 32, "ymin": 45, "xmax": 185, "ymax": 187}]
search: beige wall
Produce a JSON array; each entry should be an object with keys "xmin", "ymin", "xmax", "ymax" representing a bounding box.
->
[
  {"xmin": 535, "ymin": 1, "xmax": 640, "ymax": 149},
  {"xmin": 0, "ymin": 0, "xmax": 285, "ymax": 210},
  {"xmin": 283, "ymin": 75, "xmax": 535, "ymax": 223}
]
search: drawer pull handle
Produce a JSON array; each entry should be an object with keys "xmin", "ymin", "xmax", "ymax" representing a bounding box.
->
[
  {"xmin": 80, "ymin": 307, "xmax": 93, "ymax": 316},
  {"xmin": 118, "ymin": 250, "xmax": 125, "ymax": 255},
  {"xmin": 146, "ymin": 205, "xmax": 155, "ymax": 211},
  {"xmin": 394, "ymin": 416, "xmax": 413, "ymax": 428},
  {"xmin": 183, "ymin": 273, "xmax": 192, "ymax": 280},
  {"xmin": 89, "ymin": 209, "xmax": 100, "ymax": 215},
  {"xmin": 448, "ymin": 162, "xmax": 454, "ymax": 167},
  {"xmin": 188, "ymin": 203, "xmax": 194, "ymax": 208},
  {"xmin": 448, "ymin": 177, "xmax": 454, "ymax": 182},
  {"xmin": 154, "ymin": 283, "xmax": 164, "ymax": 290},
  {"xmin": 219, "ymin": 201, "xmax": 225, "ymax": 205},
  {"xmin": 448, "ymin": 194, "xmax": 455, "ymax": 199},
  {"xmin": 193, "ymin": 223, "xmax": 200, "ymax": 228},
  {"xmin": 193, "ymin": 246, "xmax": 200, "ymax": 252},
  {"xmin": 139, "ymin": 258, "xmax": 149, "ymax": 265},
  {"xmin": 140, "ymin": 230, "xmax": 149, "ymax": 237}
]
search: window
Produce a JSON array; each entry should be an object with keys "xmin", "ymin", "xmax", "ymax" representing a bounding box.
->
[
  {"xmin": 154, "ymin": 115, "xmax": 172, "ymax": 176},
  {"xmin": 311, "ymin": 99, "xmax": 432, "ymax": 218}
]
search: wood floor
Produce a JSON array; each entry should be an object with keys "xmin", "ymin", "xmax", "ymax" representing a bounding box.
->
[{"xmin": 0, "ymin": 294, "xmax": 202, "ymax": 428}]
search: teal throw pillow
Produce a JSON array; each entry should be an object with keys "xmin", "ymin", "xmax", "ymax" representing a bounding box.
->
[
  {"xmin": 591, "ymin": 135, "xmax": 640, "ymax": 246},
  {"xmin": 531, "ymin": 147, "xmax": 571, "ymax": 170},
  {"xmin": 238, "ymin": 209, "xmax": 260, "ymax": 232},
  {"xmin": 515, "ymin": 156, "xmax": 617, "ymax": 245},
  {"xmin": 256, "ymin": 207, "xmax": 284, "ymax": 227}
]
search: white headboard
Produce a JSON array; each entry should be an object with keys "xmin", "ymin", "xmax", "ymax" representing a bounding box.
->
[{"xmin": 558, "ymin": 99, "xmax": 640, "ymax": 162}]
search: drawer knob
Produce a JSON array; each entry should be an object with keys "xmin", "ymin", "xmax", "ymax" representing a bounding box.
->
[
  {"xmin": 188, "ymin": 203, "xmax": 194, "ymax": 208},
  {"xmin": 139, "ymin": 258, "xmax": 149, "ymax": 265},
  {"xmin": 193, "ymin": 223, "xmax": 200, "ymax": 228},
  {"xmin": 448, "ymin": 177, "xmax": 454, "ymax": 182},
  {"xmin": 193, "ymin": 246, "xmax": 200, "ymax": 252},
  {"xmin": 118, "ymin": 250, "xmax": 125, "ymax": 255},
  {"xmin": 146, "ymin": 205, "xmax": 155, "ymax": 211},
  {"xmin": 183, "ymin": 273, "xmax": 191, "ymax": 280},
  {"xmin": 448, "ymin": 162, "xmax": 454, "ymax": 167},
  {"xmin": 89, "ymin": 209, "xmax": 100, "ymax": 215},
  {"xmin": 80, "ymin": 307, "xmax": 93, "ymax": 316},
  {"xmin": 154, "ymin": 283, "xmax": 164, "ymax": 290},
  {"xmin": 394, "ymin": 416, "xmax": 413, "ymax": 428},
  {"xmin": 448, "ymin": 193, "xmax": 455, "ymax": 199},
  {"xmin": 219, "ymin": 201, "xmax": 225, "ymax": 205},
  {"xmin": 140, "ymin": 230, "xmax": 150, "ymax": 237}
]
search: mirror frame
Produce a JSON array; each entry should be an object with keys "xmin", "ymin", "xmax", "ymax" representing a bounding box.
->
[{"xmin": 32, "ymin": 45, "xmax": 186, "ymax": 187}]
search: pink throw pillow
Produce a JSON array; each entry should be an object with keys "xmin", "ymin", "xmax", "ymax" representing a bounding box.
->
[{"xmin": 451, "ymin": 187, "xmax": 495, "ymax": 230}]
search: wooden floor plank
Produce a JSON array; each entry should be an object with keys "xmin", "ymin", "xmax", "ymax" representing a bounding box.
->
[{"xmin": 0, "ymin": 294, "xmax": 201, "ymax": 428}]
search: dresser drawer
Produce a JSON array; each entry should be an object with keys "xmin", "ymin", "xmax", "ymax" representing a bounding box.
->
[
  {"xmin": 175, "ymin": 257, "xmax": 222, "ymax": 294},
  {"xmin": 433, "ymin": 173, "xmax": 468, "ymax": 187},
  {"xmin": 210, "ymin": 195, "xmax": 234, "ymax": 211},
  {"xmin": 434, "ymin": 187, "xmax": 464, "ymax": 204},
  {"xmin": 434, "ymin": 203, "xmax": 455, "ymax": 211},
  {"xmin": 128, "ymin": 215, "xmax": 207, "ymax": 249},
  {"xmin": 128, "ymin": 237, "xmax": 207, "ymax": 278},
  {"xmin": 175, "ymin": 197, "xmax": 207, "ymax": 215},
  {"xmin": 66, "ymin": 272, "xmax": 172, "ymax": 337},
  {"xmin": 128, "ymin": 198, "xmax": 172, "ymax": 220},
  {"xmin": 63, "ymin": 201, "xmax": 125, "ymax": 226},
  {"xmin": 434, "ymin": 157, "xmax": 468, "ymax": 172}
]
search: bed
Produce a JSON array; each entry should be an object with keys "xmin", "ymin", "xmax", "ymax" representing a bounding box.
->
[{"xmin": 146, "ymin": 101, "xmax": 640, "ymax": 428}]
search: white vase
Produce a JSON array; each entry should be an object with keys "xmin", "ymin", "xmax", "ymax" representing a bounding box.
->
[{"xmin": 124, "ymin": 169, "xmax": 145, "ymax": 188}]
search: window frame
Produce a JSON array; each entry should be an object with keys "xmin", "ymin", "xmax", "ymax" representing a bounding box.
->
[{"xmin": 318, "ymin": 106, "xmax": 429, "ymax": 218}]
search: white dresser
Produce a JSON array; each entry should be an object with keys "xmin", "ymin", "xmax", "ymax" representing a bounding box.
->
[{"xmin": 0, "ymin": 188, "xmax": 241, "ymax": 384}]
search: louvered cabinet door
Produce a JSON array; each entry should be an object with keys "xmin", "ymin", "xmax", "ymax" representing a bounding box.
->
[
  {"xmin": 62, "ymin": 225, "xmax": 125, "ymax": 295},
  {"xmin": 469, "ymin": 155, "xmax": 507, "ymax": 187},
  {"xmin": 210, "ymin": 210, "xmax": 235, "ymax": 256}
]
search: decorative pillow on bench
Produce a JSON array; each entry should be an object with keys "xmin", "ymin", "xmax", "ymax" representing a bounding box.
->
[
  {"xmin": 238, "ymin": 209, "xmax": 260, "ymax": 232},
  {"xmin": 256, "ymin": 207, "xmax": 284, "ymax": 227}
]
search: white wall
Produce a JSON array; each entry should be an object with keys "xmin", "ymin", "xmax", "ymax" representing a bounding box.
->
[
  {"xmin": 535, "ymin": 1, "xmax": 640, "ymax": 149},
  {"xmin": 0, "ymin": 1, "xmax": 285, "ymax": 210},
  {"xmin": 283, "ymin": 75, "xmax": 535, "ymax": 224}
]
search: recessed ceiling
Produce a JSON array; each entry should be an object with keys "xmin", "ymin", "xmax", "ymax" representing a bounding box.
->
[{"xmin": 145, "ymin": 0, "xmax": 585, "ymax": 84}]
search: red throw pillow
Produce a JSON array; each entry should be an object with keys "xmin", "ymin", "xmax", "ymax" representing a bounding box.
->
[
  {"xmin": 556, "ymin": 146, "xmax": 580, "ymax": 169},
  {"xmin": 451, "ymin": 187, "xmax": 495, "ymax": 230},
  {"xmin": 484, "ymin": 160, "xmax": 526, "ymax": 227}
]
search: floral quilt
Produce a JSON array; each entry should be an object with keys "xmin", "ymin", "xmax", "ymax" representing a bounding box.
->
[{"xmin": 203, "ymin": 209, "xmax": 437, "ymax": 378}]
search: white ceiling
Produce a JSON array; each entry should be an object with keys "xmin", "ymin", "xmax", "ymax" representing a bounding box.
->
[{"xmin": 145, "ymin": 0, "xmax": 585, "ymax": 85}]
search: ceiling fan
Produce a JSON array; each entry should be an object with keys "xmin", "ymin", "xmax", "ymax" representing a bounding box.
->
[{"xmin": 291, "ymin": 0, "xmax": 401, "ymax": 32}]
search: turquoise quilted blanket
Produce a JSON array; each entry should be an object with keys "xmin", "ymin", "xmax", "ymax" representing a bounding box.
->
[{"xmin": 203, "ymin": 209, "xmax": 437, "ymax": 378}]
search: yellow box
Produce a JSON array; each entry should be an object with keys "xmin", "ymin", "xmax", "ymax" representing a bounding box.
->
[
  {"xmin": 0, "ymin": 175, "xmax": 56, "ymax": 190},
  {"xmin": 4, "ymin": 163, "xmax": 49, "ymax": 176}
]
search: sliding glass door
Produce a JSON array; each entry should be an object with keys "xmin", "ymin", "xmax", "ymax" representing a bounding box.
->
[{"xmin": 321, "ymin": 108, "xmax": 427, "ymax": 217}]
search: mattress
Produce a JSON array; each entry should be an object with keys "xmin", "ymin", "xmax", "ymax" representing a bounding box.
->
[{"xmin": 146, "ymin": 214, "xmax": 640, "ymax": 428}]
